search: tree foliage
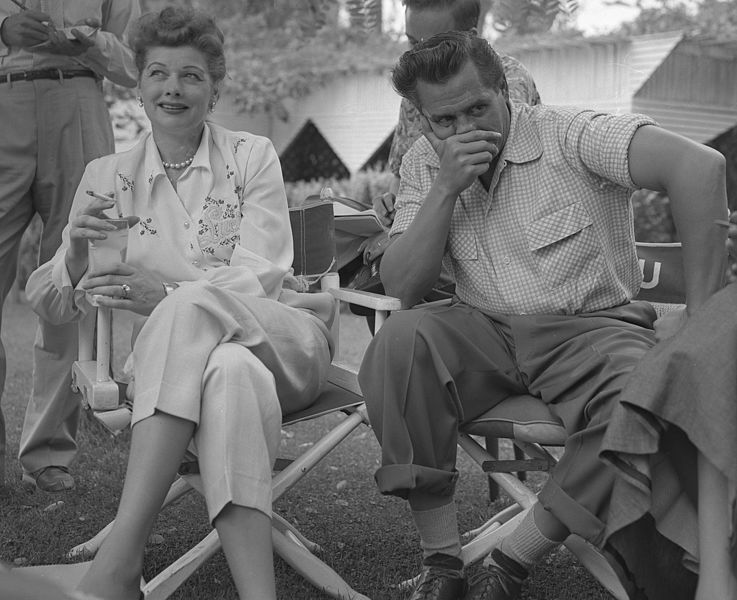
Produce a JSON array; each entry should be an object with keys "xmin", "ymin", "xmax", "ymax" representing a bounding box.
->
[
  {"xmin": 220, "ymin": 9, "xmax": 403, "ymax": 119},
  {"xmin": 129, "ymin": 0, "xmax": 400, "ymax": 119},
  {"xmin": 124, "ymin": 0, "xmax": 584, "ymax": 118},
  {"xmin": 613, "ymin": 0, "xmax": 737, "ymax": 36},
  {"xmin": 489, "ymin": 0, "xmax": 579, "ymax": 35}
]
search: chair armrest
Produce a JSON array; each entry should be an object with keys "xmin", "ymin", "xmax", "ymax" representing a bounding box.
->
[{"xmin": 328, "ymin": 288, "xmax": 402, "ymax": 312}]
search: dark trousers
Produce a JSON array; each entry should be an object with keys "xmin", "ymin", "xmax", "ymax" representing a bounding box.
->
[{"xmin": 358, "ymin": 300, "xmax": 656, "ymax": 546}]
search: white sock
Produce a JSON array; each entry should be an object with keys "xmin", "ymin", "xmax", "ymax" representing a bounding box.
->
[
  {"xmin": 498, "ymin": 508, "xmax": 561, "ymax": 570},
  {"xmin": 412, "ymin": 502, "xmax": 463, "ymax": 563}
]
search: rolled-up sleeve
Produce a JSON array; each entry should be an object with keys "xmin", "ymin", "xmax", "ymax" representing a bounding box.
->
[{"xmin": 562, "ymin": 111, "xmax": 657, "ymax": 188}]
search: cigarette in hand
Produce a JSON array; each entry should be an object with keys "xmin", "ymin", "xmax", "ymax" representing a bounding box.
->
[{"xmin": 86, "ymin": 190, "xmax": 123, "ymax": 218}]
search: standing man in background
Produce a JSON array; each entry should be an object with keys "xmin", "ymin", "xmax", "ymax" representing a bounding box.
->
[{"xmin": 0, "ymin": 0, "xmax": 139, "ymax": 490}]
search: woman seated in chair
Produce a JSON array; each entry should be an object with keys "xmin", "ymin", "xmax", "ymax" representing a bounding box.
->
[
  {"xmin": 602, "ymin": 217, "xmax": 737, "ymax": 600},
  {"xmin": 25, "ymin": 7, "xmax": 334, "ymax": 600}
]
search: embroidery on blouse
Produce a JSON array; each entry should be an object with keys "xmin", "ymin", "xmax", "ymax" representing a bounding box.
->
[
  {"xmin": 233, "ymin": 138, "xmax": 247, "ymax": 154},
  {"xmin": 117, "ymin": 172, "xmax": 135, "ymax": 193},
  {"xmin": 138, "ymin": 216, "xmax": 157, "ymax": 237},
  {"xmin": 197, "ymin": 195, "xmax": 240, "ymax": 264}
]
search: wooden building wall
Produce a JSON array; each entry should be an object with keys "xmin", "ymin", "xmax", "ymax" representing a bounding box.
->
[{"xmin": 213, "ymin": 72, "xmax": 400, "ymax": 175}]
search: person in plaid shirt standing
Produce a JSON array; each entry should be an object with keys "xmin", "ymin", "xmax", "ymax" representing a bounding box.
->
[{"xmin": 358, "ymin": 32, "xmax": 727, "ymax": 600}]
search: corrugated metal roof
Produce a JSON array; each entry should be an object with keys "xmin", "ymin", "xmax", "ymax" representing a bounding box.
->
[
  {"xmin": 633, "ymin": 97, "xmax": 737, "ymax": 143},
  {"xmin": 210, "ymin": 31, "xmax": 737, "ymax": 172},
  {"xmin": 628, "ymin": 31, "xmax": 683, "ymax": 95}
]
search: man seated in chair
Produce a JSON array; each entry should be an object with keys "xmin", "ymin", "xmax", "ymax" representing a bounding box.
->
[{"xmin": 357, "ymin": 31, "xmax": 727, "ymax": 600}]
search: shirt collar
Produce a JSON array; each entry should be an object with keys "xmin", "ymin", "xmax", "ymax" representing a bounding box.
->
[
  {"xmin": 145, "ymin": 123, "xmax": 214, "ymax": 188},
  {"xmin": 500, "ymin": 102, "xmax": 543, "ymax": 165}
]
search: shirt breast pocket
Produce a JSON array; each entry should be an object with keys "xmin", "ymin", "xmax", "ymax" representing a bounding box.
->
[{"xmin": 527, "ymin": 203, "xmax": 602, "ymax": 289}]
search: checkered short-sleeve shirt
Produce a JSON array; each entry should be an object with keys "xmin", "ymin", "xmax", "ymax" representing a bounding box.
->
[{"xmin": 391, "ymin": 104, "xmax": 657, "ymax": 315}]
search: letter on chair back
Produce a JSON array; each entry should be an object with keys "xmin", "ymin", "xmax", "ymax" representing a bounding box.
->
[{"xmin": 635, "ymin": 241, "xmax": 686, "ymax": 305}]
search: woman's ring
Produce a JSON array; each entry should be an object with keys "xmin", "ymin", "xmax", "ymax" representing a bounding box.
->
[{"xmin": 121, "ymin": 283, "xmax": 131, "ymax": 298}]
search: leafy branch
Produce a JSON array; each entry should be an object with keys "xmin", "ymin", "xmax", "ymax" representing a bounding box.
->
[{"xmin": 491, "ymin": 0, "xmax": 579, "ymax": 35}]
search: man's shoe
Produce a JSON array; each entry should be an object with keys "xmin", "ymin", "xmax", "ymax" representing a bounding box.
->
[
  {"xmin": 410, "ymin": 554, "xmax": 467, "ymax": 600},
  {"xmin": 465, "ymin": 549, "xmax": 528, "ymax": 600},
  {"xmin": 22, "ymin": 466, "xmax": 75, "ymax": 492}
]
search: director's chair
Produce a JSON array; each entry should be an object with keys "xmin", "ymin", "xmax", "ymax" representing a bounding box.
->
[{"xmin": 18, "ymin": 199, "xmax": 401, "ymax": 600}]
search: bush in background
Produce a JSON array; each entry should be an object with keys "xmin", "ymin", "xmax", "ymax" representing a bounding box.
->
[{"xmin": 630, "ymin": 189, "xmax": 677, "ymax": 242}]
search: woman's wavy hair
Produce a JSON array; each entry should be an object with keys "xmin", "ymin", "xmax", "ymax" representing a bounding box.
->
[
  {"xmin": 392, "ymin": 30, "xmax": 508, "ymax": 109},
  {"xmin": 130, "ymin": 6, "xmax": 226, "ymax": 85}
]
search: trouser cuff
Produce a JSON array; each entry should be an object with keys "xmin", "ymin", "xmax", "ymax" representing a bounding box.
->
[{"xmin": 375, "ymin": 464, "xmax": 459, "ymax": 499}]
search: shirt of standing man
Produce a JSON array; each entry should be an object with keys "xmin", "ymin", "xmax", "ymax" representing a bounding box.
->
[{"xmin": 0, "ymin": 0, "xmax": 137, "ymax": 86}]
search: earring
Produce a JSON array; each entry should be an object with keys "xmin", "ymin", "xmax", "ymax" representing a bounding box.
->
[
  {"xmin": 137, "ymin": 96, "xmax": 143, "ymax": 107},
  {"xmin": 208, "ymin": 98, "xmax": 217, "ymax": 113}
]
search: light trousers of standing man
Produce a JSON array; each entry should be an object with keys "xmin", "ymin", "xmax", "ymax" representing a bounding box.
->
[{"xmin": 0, "ymin": 76, "xmax": 113, "ymax": 481}]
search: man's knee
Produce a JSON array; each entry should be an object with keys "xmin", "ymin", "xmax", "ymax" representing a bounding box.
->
[{"xmin": 364, "ymin": 308, "xmax": 449, "ymax": 370}]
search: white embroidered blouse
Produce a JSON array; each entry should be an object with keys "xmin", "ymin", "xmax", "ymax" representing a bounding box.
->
[{"xmin": 27, "ymin": 122, "xmax": 334, "ymax": 329}]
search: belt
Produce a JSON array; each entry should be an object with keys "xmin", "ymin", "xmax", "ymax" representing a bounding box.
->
[{"xmin": 1, "ymin": 68, "xmax": 98, "ymax": 83}]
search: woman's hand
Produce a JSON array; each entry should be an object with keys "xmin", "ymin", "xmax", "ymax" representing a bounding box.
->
[
  {"xmin": 81, "ymin": 263, "xmax": 167, "ymax": 316},
  {"xmin": 66, "ymin": 192, "xmax": 139, "ymax": 285},
  {"xmin": 65, "ymin": 193, "xmax": 129, "ymax": 281}
]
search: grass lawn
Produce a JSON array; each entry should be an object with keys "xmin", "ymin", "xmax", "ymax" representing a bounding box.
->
[{"xmin": 0, "ymin": 296, "xmax": 613, "ymax": 599}]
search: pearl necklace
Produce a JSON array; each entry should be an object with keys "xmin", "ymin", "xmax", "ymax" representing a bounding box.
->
[{"xmin": 162, "ymin": 155, "xmax": 194, "ymax": 170}]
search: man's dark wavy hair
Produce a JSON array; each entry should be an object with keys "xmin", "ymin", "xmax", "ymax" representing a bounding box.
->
[
  {"xmin": 403, "ymin": 0, "xmax": 480, "ymax": 32},
  {"xmin": 392, "ymin": 31, "xmax": 508, "ymax": 109},
  {"xmin": 130, "ymin": 6, "xmax": 226, "ymax": 85}
]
